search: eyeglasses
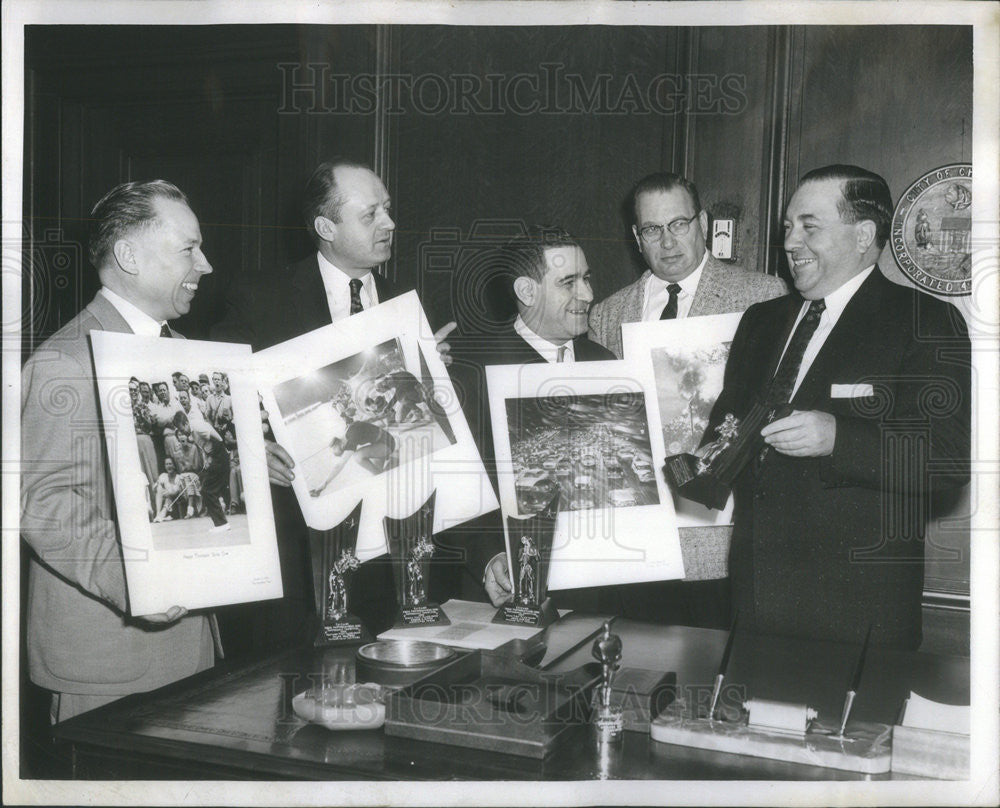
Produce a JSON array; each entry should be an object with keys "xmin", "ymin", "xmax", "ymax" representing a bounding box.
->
[{"xmin": 637, "ymin": 213, "xmax": 700, "ymax": 243}]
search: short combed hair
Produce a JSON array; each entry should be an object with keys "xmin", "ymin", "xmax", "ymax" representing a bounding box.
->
[
  {"xmin": 302, "ymin": 157, "xmax": 373, "ymax": 242},
  {"xmin": 502, "ymin": 225, "xmax": 581, "ymax": 283},
  {"xmin": 799, "ymin": 164, "xmax": 893, "ymax": 248},
  {"xmin": 629, "ymin": 172, "xmax": 702, "ymax": 224},
  {"xmin": 88, "ymin": 180, "xmax": 188, "ymax": 268}
]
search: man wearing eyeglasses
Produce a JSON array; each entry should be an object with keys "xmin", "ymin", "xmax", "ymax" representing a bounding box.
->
[
  {"xmin": 589, "ymin": 172, "xmax": 787, "ymax": 359},
  {"xmin": 589, "ymin": 172, "xmax": 786, "ymax": 630}
]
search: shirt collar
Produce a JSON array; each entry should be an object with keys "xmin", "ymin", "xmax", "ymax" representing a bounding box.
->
[
  {"xmin": 514, "ymin": 315, "xmax": 572, "ymax": 363},
  {"xmin": 645, "ymin": 250, "xmax": 708, "ymax": 297},
  {"xmin": 99, "ymin": 287, "xmax": 166, "ymax": 337},
  {"xmin": 316, "ymin": 251, "xmax": 374, "ymax": 294},
  {"xmin": 818, "ymin": 264, "xmax": 876, "ymax": 323}
]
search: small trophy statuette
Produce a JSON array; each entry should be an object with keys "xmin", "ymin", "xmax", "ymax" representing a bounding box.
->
[
  {"xmin": 493, "ymin": 492, "xmax": 559, "ymax": 628},
  {"xmin": 384, "ymin": 491, "xmax": 450, "ymax": 628},
  {"xmin": 591, "ymin": 619, "xmax": 624, "ymax": 744},
  {"xmin": 663, "ymin": 402, "xmax": 789, "ymax": 510},
  {"xmin": 309, "ymin": 500, "xmax": 370, "ymax": 646}
]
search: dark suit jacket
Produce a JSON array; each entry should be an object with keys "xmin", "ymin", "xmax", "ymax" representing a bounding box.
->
[
  {"xmin": 210, "ymin": 254, "xmax": 407, "ymax": 642},
  {"xmin": 212, "ymin": 253, "xmax": 404, "ymax": 351},
  {"xmin": 450, "ymin": 325, "xmax": 617, "ymax": 602},
  {"xmin": 707, "ymin": 268, "xmax": 970, "ymax": 649}
]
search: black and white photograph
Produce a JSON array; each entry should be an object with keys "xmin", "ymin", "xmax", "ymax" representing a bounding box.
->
[
  {"xmin": 272, "ymin": 337, "xmax": 456, "ymax": 498},
  {"xmin": 5, "ymin": 1, "xmax": 997, "ymax": 806},
  {"xmin": 89, "ymin": 331, "xmax": 282, "ymax": 617},
  {"xmin": 127, "ymin": 366, "xmax": 249, "ymax": 550},
  {"xmin": 256, "ymin": 290, "xmax": 497, "ymax": 559},
  {"xmin": 488, "ymin": 360, "xmax": 685, "ymax": 592},
  {"xmin": 505, "ymin": 393, "xmax": 659, "ymax": 514},
  {"xmin": 623, "ymin": 312, "xmax": 743, "ymax": 529}
]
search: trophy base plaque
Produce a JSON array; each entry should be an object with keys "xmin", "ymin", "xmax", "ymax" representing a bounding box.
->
[
  {"xmin": 392, "ymin": 604, "xmax": 451, "ymax": 629},
  {"xmin": 663, "ymin": 453, "xmax": 731, "ymax": 511},
  {"xmin": 492, "ymin": 597, "xmax": 559, "ymax": 628},
  {"xmin": 314, "ymin": 614, "xmax": 372, "ymax": 647}
]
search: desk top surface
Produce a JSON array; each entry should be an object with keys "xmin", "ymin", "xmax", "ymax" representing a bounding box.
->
[{"xmin": 53, "ymin": 614, "xmax": 969, "ymax": 781}]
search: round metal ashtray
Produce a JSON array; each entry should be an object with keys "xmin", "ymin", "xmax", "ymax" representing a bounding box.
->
[{"xmin": 355, "ymin": 640, "xmax": 456, "ymax": 687}]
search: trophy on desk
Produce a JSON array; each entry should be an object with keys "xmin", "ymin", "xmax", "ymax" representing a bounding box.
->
[
  {"xmin": 309, "ymin": 500, "xmax": 371, "ymax": 646},
  {"xmin": 384, "ymin": 491, "xmax": 450, "ymax": 628},
  {"xmin": 492, "ymin": 492, "xmax": 559, "ymax": 628},
  {"xmin": 663, "ymin": 402, "xmax": 790, "ymax": 510}
]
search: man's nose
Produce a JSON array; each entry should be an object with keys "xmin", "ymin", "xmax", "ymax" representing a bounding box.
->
[
  {"xmin": 578, "ymin": 282, "xmax": 594, "ymax": 303},
  {"xmin": 380, "ymin": 211, "xmax": 395, "ymax": 231},
  {"xmin": 196, "ymin": 250, "xmax": 213, "ymax": 275}
]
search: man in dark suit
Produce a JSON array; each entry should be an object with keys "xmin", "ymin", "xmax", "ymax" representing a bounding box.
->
[
  {"xmin": 706, "ymin": 165, "xmax": 970, "ymax": 649},
  {"xmin": 450, "ymin": 226, "xmax": 616, "ymax": 607},
  {"xmin": 211, "ymin": 159, "xmax": 457, "ymax": 645}
]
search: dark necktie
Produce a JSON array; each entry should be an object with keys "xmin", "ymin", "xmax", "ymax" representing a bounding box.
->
[
  {"xmin": 766, "ymin": 299, "xmax": 826, "ymax": 404},
  {"xmin": 556, "ymin": 345, "xmax": 568, "ymax": 363},
  {"xmin": 159, "ymin": 323, "xmax": 172, "ymax": 338},
  {"xmin": 349, "ymin": 278, "xmax": 364, "ymax": 315},
  {"xmin": 659, "ymin": 283, "xmax": 682, "ymax": 320}
]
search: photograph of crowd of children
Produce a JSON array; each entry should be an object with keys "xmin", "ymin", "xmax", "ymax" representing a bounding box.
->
[
  {"xmin": 505, "ymin": 392, "xmax": 660, "ymax": 514},
  {"xmin": 128, "ymin": 369, "xmax": 249, "ymax": 550},
  {"xmin": 272, "ymin": 338, "xmax": 456, "ymax": 498},
  {"xmin": 650, "ymin": 343, "xmax": 732, "ymax": 457}
]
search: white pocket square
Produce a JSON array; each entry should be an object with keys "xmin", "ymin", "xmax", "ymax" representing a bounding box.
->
[{"xmin": 830, "ymin": 383, "xmax": 874, "ymax": 398}]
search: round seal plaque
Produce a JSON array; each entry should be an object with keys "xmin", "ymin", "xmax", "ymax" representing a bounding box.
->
[{"xmin": 890, "ymin": 163, "xmax": 972, "ymax": 296}]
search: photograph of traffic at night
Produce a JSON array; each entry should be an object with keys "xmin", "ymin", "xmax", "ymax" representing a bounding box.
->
[{"xmin": 504, "ymin": 393, "xmax": 659, "ymax": 514}]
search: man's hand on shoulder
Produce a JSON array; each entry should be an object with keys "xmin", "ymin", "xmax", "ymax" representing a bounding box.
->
[{"xmin": 761, "ymin": 410, "xmax": 836, "ymax": 457}]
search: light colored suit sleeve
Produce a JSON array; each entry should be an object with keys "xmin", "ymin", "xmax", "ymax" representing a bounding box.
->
[{"xmin": 20, "ymin": 340, "xmax": 129, "ymax": 612}]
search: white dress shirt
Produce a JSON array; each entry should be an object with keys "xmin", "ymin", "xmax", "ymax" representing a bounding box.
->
[
  {"xmin": 641, "ymin": 251, "xmax": 708, "ymax": 320},
  {"xmin": 99, "ymin": 287, "xmax": 168, "ymax": 336},
  {"xmin": 317, "ymin": 251, "xmax": 379, "ymax": 322},
  {"xmin": 778, "ymin": 265, "xmax": 875, "ymax": 398},
  {"xmin": 514, "ymin": 315, "xmax": 575, "ymax": 363}
]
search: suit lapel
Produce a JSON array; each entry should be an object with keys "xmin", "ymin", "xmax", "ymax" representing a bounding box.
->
[
  {"xmin": 688, "ymin": 257, "xmax": 726, "ymax": 318},
  {"xmin": 791, "ymin": 270, "xmax": 885, "ymax": 409},
  {"xmin": 85, "ymin": 293, "xmax": 134, "ymax": 334},
  {"xmin": 623, "ymin": 273, "xmax": 647, "ymax": 323},
  {"xmin": 753, "ymin": 295, "xmax": 805, "ymax": 400},
  {"xmin": 291, "ymin": 254, "xmax": 334, "ymax": 332}
]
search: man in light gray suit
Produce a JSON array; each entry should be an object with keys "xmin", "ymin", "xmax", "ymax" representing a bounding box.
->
[
  {"xmin": 589, "ymin": 172, "xmax": 787, "ymax": 628},
  {"xmin": 21, "ymin": 180, "xmax": 220, "ymax": 722},
  {"xmin": 589, "ymin": 172, "xmax": 787, "ymax": 358}
]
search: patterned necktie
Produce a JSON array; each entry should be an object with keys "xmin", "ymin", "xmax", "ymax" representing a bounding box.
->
[
  {"xmin": 349, "ymin": 278, "xmax": 364, "ymax": 315},
  {"xmin": 159, "ymin": 323, "xmax": 172, "ymax": 338},
  {"xmin": 766, "ymin": 299, "xmax": 826, "ymax": 404},
  {"xmin": 556, "ymin": 345, "xmax": 568, "ymax": 363},
  {"xmin": 659, "ymin": 283, "xmax": 682, "ymax": 320}
]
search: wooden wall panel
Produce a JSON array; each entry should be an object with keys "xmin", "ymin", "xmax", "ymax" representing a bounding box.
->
[{"xmin": 390, "ymin": 25, "xmax": 682, "ymax": 333}]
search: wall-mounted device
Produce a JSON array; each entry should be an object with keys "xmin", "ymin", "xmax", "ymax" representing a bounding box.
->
[{"xmin": 712, "ymin": 219, "xmax": 735, "ymax": 261}]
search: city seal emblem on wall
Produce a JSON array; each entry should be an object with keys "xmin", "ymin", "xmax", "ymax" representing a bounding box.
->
[{"xmin": 890, "ymin": 163, "xmax": 972, "ymax": 296}]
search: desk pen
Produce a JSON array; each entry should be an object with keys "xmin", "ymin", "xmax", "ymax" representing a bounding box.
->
[
  {"xmin": 707, "ymin": 610, "xmax": 738, "ymax": 721},
  {"xmin": 837, "ymin": 623, "xmax": 872, "ymax": 737}
]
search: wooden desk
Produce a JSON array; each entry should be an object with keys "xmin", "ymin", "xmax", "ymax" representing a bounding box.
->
[{"xmin": 52, "ymin": 615, "xmax": 968, "ymax": 781}]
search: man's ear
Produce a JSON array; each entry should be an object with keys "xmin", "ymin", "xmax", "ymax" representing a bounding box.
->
[
  {"xmin": 513, "ymin": 276, "xmax": 536, "ymax": 308},
  {"xmin": 314, "ymin": 215, "xmax": 337, "ymax": 242},
  {"xmin": 631, "ymin": 224, "xmax": 642, "ymax": 250},
  {"xmin": 112, "ymin": 239, "xmax": 139, "ymax": 276},
  {"xmin": 698, "ymin": 210, "xmax": 710, "ymax": 238},
  {"xmin": 855, "ymin": 220, "xmax": 877, "ymax": 253}
]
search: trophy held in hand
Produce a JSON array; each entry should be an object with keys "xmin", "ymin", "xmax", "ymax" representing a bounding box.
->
[{"xmin": 493, "ymin": 492, "xmax": 560, "ymax": 628}]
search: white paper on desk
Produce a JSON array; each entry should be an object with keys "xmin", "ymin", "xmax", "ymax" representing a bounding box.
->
[
  {"xmin": 255, "ymin": 291, "xmax": 498, "ymax": 560},
  {"xmin": 902, "ymin": 691, "xmax": 971, "ymax": 734},
  {"xmin": 621, "ymin": 313, "xmax": 742, "ymax": 530},
  {"xmin": 377, "ymin": 599, "xmax": 558, "ymax": 650},
  {"xmin": 90, "ymin": 332, "xmax": 282, "ymax": 616},
  {"xmin": 486, "ymin": 360, "xmax": 684, "ymax": 591}
]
